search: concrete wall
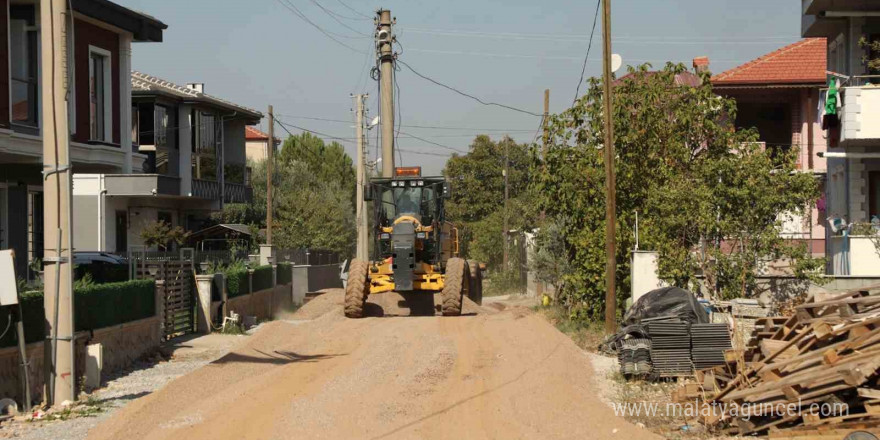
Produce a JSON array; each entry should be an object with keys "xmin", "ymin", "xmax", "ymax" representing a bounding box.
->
[
  {"xmin": 0, "ymin": 316, "xmax": 160, "ymax": 405},
  {"xmin": 829, "ymin": 235, "xmax": 880, "ymax": 276},
  {"xmin": 631, "ymin": 251, "xmax": 666, "ymax": 304},
  {"xmin": 246, "ymin": 140, "xmax": 267, "ymax": 163}
]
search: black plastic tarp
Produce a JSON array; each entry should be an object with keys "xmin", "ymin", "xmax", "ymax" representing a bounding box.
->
[{"xmin": 622, "ymin": 286, "xmax": 709, "ymax": 327}]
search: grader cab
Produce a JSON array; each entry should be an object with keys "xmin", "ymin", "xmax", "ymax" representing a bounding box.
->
[{"xmin": 344, "ymin": 166, "xmax": 483, "ymax": 318}]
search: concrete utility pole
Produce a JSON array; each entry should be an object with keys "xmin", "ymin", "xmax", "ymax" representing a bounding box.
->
[
  {"xmin": 377, "ymin": 9, "xmax": 395, "ymax": 177},
  {"xmin": 266, "ymin": 105, "xmax": 274, "ymax": 246},
  {"xmin": 601, "ymin": 0, "xmax": 618, "ymax": 335},
  {"xmin": 502, "ymin": 142, "xmax": 509, "ymax": 271},
  {"xmin": 354, "ymin": 94, "xmax": 369, "ymax": 261},
  {"xmin": 41, "ymin": 0, "xmax": 75, "ymax": 406}
]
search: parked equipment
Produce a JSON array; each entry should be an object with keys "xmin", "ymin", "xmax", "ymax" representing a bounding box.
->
[{"xmin": 344, "ymin": 166, "xmax": 483, "ymax": 318}]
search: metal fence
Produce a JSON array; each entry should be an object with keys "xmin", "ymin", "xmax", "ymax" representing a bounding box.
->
[{"xmin": 276, "ymin": 248, "xmax": 341, "ymax": 265}]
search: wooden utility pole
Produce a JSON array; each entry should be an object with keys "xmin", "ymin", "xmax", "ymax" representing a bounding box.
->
[
  {"xmin": 41, "ymin": 0, "xmax": 75, "ymax": 406},
  {"xmin": 354, "ymin": 94, "xmax": 369, "ymax": 261},
  {"xmin": 377, "ymin": 9, "xmax": 395, "ymax": 177},
  {"xmin": 601, "ymin": 0, "xmax": 618, "ymax": 335},
  {"xmin": 537, "ymin": 89, "xmax": 549, "ymax": 299},
  {"xmin": 266, "ymin": 105, "xmax": 274, "ymax": 246},
  {"xmin": 502, "ymin": 142, "xmax": 509, "ymax": 271}
]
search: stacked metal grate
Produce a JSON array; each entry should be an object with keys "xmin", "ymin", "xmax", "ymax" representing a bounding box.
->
[
  {"xmin": 617, "ymin": 338, "xmax": 652, "ymax": 377},
  {"xmin": 690, "ymin": 323, "xmax": 732, "ymax": 370},
  {"xmin": 646, "ymin": 319, "xmax": 693, "ymax": 377}
]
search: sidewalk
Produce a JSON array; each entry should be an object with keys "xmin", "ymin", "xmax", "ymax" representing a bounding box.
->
[{"xmin": 0, "ymin": 333, "xmax": 249, "ymax": 440}]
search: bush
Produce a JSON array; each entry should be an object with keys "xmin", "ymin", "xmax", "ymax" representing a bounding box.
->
[
  {"xmin": 252, "ymin": 265, "xmax": 273, "ymax": 292},
  {"xmin": 74, "ymin": 263, "xmax": 129, "ymax": 284},
  {"xmin": 276, "ymin": 263, "xmax": 292, "ymax": 285},
  {"xmin": 0, "ymin": 280, "xmax": 156, "ymax": 348},
  {"xmin": 225, "ymin": 268, "xmax": 249, "ymax": 298}
]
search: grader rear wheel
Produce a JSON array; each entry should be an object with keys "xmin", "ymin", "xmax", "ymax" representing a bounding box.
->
[
  {"xmin": 467, "ymin": 260, "xmax": 483, "ymax": 305},
  {"xmin": 441, "ymin": 258, "xmax": 469, "ymax": 316},
  {"xmin": 344, "ymin": 260, "xmax": 370, "ymax": 318}
]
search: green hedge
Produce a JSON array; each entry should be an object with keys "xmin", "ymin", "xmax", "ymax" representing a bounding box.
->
[
  {"xmin": 252, "ymin": 265, "xmax": 273, "ymax": 292},
  {"xmin": 225, "ymin": 268, "xmax": 249, "ymax": 298},
  {"xmin": 0, "ymin": 280, "xmax": 156, "ymax": 348},
  {"xmin": 276, "ymin": 263, "xmax": 292, "ymax": 285}
]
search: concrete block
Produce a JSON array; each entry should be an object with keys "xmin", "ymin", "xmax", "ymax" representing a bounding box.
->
[
  {"xmin": 292, "ymin": 265, "xmax": 309, "ymax": 305},
  {"xmin": 259, "ymin": 245, "xmax": 276, "ymax": 266},
  {"xmin": 85, "ymin": 344, "xmax": 103, "ymax": 390}
]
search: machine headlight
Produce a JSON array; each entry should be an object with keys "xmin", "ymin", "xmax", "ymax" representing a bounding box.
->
[
  {"xmin": 409, "ymin": 180, "xmax": 417, "ymax": 187},
  {"xmin": 417, "ymin": 180, "xmax": 424, "ymax": 186},
  {"xmin": 380, "ymin": 233, "xmax": 390, "ymax": 240},
  {"xmin": 416, "ymin": 232, "xmax": 426, "ymax": 239}
]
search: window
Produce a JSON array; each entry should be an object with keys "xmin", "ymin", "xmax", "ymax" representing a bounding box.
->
[
  {"xmin": 155, "ymin": 105, "xmax": 171, "ymax": 174},
  {"xmin": 89, "ymin": 47, "xmax": 112, "ymax": 141},
  {"xmin": 131, "ymin": 105, "xmax": 139, "ymax": 147},
  {"xmin": 192, "ymin": 112, "xmax": 218, "ymax": 181},
  {"xmin": 10, "ymin": 5, "xmax": 38, "ymax": 128},
  {"xmin": 870, "ymin": 171, "xmax": 880, "ymax": 223},
  {"xmin": 28, "ymin": 191, "xmax": 43, "ymax": 266}
]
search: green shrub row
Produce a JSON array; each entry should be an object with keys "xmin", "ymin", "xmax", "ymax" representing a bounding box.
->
[
  {"xmin": 276, "ymin": 263, "xmax": 292, "ymax": 285},
  {"xmin": 0, "ymin": 280, "xmax": 156, "ymax": 348},
  {"xmin": 252, "ymin": 265, "xmax": 274, "ymax": 292},
  {"xmin": 225, "ymin": 268, "xmax": 249, "ymax": 298}
]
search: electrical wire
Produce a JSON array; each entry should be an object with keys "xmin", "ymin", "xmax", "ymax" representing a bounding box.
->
[
  {"xmin": 272, "ymin": 0, "xmax": 368, "ymax": 53},
  {"xmin": 274, "ymin": 114, "xmax": 532, "ymax": 132},
  {"xmin": 335, "ymin": 0, "xmax": 372, "ymax": 19},
  {"xmin": 398, "ymin": 27, "xmax": 795, "ymax": 43},
  {"xmin": 573, "ymin": 0, "xmax": 601, "ymax": 106},
  {"xmin": 397, "ymin": 130, "xmax": 467, "ymax": 154},
  {"xmin": 0, "ymin": 313, "xmax": 12, "ymax": 341},
  {"xmin": 307, "ymin": 0, "xmax": 371, "ymax": 36},
  {"xmin": 396, "ymin": 59, "xmax": 542, "ymax": 117}
]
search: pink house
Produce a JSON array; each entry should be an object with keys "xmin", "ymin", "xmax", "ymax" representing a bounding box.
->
[{"xmin": 700, "ymin": 38, "xmax": 829, "ymax": 260}]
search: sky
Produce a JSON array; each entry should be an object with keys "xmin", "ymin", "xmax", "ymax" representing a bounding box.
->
[{"xmin": 117, "ymin": 0, "xmax": 803, "ymax": 175}]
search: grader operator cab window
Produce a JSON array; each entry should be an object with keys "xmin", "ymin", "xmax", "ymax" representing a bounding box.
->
[{"xmin": 377, "ymin": 181, "xmax": 437, "ymax": 226}]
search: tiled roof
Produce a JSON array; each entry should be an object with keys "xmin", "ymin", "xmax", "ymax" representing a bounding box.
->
[
  {"xmin": 246, "ymin": 125, "xmax": 268, "ymax": 140},
  {"xmin": 711, "ymin": 38, "xmax": 827, "ymax": 85},
  {"xmin": 131, "ymin": 71, "xmax": 263, "ymax": 118},
  {"xmin": 246, "ymin": 125, "xmax": 281, "ymax": 144}
]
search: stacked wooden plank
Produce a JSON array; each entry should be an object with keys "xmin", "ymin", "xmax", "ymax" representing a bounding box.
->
[{"xmin": 677, "ymin": 286, "xmax": 880, "ymax": 437}]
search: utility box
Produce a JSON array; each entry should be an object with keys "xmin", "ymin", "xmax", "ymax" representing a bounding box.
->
[{"xmin": 631, "ymin": 250, "xmax": 665, "ymax": 306}]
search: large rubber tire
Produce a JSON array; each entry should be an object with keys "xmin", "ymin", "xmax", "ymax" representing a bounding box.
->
[
  {"xmin": 467, "ymin": 260, "xmax": 483, "ymax": 305},
  {"xmin": 441, "ymin": 258, "xmax": 469, "ymax": 316},
  {"xmin": 344, "ymin": 259, "xmax": 370, "ymax": 318}
]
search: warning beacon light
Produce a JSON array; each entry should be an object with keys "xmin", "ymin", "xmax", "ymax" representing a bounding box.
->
[{"xmin": 394, "ymin": 166, "xmax": 422, "ymax": 177}]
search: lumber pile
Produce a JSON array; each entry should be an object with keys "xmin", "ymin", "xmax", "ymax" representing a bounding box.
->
[{"xmin": 675, "ymin": 286, "xmax": 880, "ymax": 437}]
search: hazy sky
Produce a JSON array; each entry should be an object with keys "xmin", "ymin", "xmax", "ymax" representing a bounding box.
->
[{"xmin": 117, "ymin": 0, "xmax": 802, "ymax": 174}]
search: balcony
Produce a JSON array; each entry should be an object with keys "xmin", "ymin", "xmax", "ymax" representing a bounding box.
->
[
  {"xmin": 224, "ymin": 182, "xmax": 253, "ymax": 204},
  {"xmin": 192, "ymin": 179, "xmax": 221, "ymax": 200},
  {"xmin": 103, "ymin": 174, "xmax": 181, "ymax": 197},
  {"xmin": 839, "ymin": 81, "xmax": 880, "ymax": 147}
]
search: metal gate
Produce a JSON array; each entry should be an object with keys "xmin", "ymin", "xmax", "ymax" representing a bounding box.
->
[{"xmin": 132, "ymin": 251, "xmax": 196, "ymax": 340}]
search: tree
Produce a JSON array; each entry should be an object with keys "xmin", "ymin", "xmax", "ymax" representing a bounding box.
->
[
  {"xmin": 247, "ymin": 158, "xmax": 356, "ymax": 257},
  {"xmin": 859, "ymin": 35, "xmax": 880, "ymax": 74},
  {"xmin": 140, "ymin": 220, "xmax": 190, "ymax": 251},
  {"xmin": 535, "ymin": 64, "xmax": 821, "ymax": 321},
  {"xmin": 442, "ymin": 135, "xmax": 537, "ymax": 268},
  {"xmin": 278, "ymin": 132, "xmax": 355, "ymax": 196}
]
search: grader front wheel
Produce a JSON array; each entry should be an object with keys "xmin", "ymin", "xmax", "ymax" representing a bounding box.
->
[
  {"xmin": 441, "ymin": 258, "xmax": 469, "ymax": 316},
  {"xmin": 344, "ymin": 260, "xmax": 370, "ymax": 318}
]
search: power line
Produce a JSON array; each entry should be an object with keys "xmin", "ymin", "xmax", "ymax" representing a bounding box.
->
[
  {"xmin": 573, "ymin": 0, "xmax": 601, "ymax": 106},
  {"xmin": 399, "ymin": 27, "xmax": 796, "ymax": 44},
  {"xmin": 396, "ymin": 59, "xmax": 543, "ymax": 117},
  {"xmin": 307, "ymin": 0, "xmax": 371, "ymax": 35},
  {"xmin": 335, "ymin": 0, "xmax": 372, "ymax": 19},
  {"xmin": 274, "ymin": 114, "xmax": 533, "ymax": 132},
  {"xmin": 406, "ymin": 48, "xmax": 749, "ymax": 65},
  {"xmin": 397, "ymin": 130, "xmax": 467, "ymax": 154},
  {"xmin": 273, "ymin": 0, "xmax": 367, "ymax": 53}
]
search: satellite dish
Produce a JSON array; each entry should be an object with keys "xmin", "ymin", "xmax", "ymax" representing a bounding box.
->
[
  {"xmin": 611, "ymin": 54, "xmax": 623, "ymax": 73},
  {"xmin": 368, "ymin": 116, "xmax": 380, "ymax": 129}
]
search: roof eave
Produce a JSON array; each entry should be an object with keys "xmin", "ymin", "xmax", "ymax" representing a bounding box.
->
[{"xmin": 73, "ymin": 0, "xmax": 167, "ymax": 42}]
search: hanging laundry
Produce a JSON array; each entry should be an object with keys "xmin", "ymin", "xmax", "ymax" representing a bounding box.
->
[{"xmin": 823, "ymin": 76, "xmax": 841, "ymax": 129}]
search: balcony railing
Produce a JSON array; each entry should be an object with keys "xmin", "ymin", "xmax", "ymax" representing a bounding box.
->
[
  {"xmin": 838, "ymin": 78, "xmax": 880, "ymax": 145},
  {"xmin": 224, "ymin": 182, "xmax": 253, "ymax": 204},
  {"xmin": 192, "ymin": 179, "xmax": 220, "ymax": 200}
]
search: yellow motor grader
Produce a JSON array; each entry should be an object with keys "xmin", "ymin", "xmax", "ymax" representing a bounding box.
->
[{"xmin": 344, "ymin": 166, "xmax": 483, "ymax": 318}]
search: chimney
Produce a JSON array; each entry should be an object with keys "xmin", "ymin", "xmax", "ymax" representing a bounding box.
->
[
  {"xmin": 693, "ymin": 56, "xmax": 710, "ymax": 74},
  {"xmin": 186, "ymin": 83, "xmax": 204, "ymax": 93}
]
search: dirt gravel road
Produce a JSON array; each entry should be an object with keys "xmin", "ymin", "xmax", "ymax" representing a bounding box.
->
[{"xmin": 87, "ymin": 290, "xmax": 658, "ymax": 440}]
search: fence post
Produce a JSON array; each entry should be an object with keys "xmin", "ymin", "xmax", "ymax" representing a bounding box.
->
[
  {"xmin": 194, "ymin": 274, "xmax": 215, "ymax": 334},
  {"xmin": 155, "ymin": 279, "xmax": 166, "ymax": 340},
  {"xmin": 271, "ymin": 264, "xmax": 278, "ymax": 317},
  {"xmin": 247, "ymin": 269, "xmax": 255, "ymax": 317}
]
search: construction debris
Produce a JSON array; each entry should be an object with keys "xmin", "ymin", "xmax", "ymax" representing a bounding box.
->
[{"xmin": 675, "ymin": 286, "xmax": 880, "ymax": 437}]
